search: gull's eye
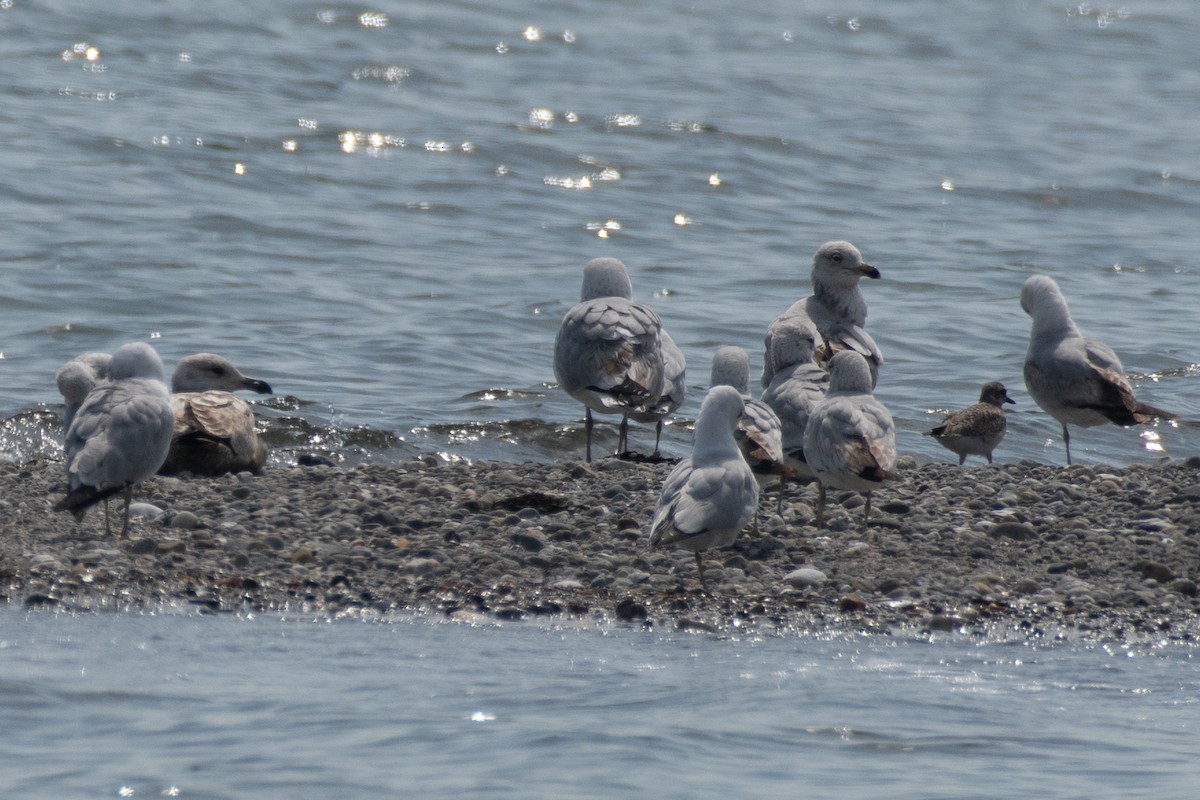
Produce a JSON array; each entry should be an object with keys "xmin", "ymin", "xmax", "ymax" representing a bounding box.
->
[
  {"xmin": 211, "ymin": 366, "xmax": 226, "ymax": 376},
  {"xmin": 830, "ymin": 251, "xmax": 843, "ymax": 263}
]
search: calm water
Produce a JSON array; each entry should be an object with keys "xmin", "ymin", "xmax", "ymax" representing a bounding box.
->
[
  {"xmin": 2, "ymin": 0, "xmax": 1200, "ymax": 467},
  {"xmin": 0, "ymin": 609, "xmax": 1196, "ymax": 799}
]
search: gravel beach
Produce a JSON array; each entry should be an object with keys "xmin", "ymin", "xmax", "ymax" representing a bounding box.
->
[{"xmin": 2, "ymin": 454, "xmax": 1199, "ymax": 640}]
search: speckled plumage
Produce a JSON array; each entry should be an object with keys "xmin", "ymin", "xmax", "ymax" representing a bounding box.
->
[
  {"xmin": 763, "ymin": 241, "xmax": 882, "ymax": 389},
  {"xmin": 554, "ymin": 257, "xmax": 686, "ymax": 461},
  {"xmin": 927, "ymin": 381, "xmax": 1014, "ymax": 465},
  {"xmin": 164, "ymin": 353, "xmax": 273, "ymax": 476},
  {"xmin": 803, "ymin": 350, "xmax": 896, "ymax": 528}
]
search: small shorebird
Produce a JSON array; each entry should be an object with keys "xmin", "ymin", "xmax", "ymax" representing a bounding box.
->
[
  {"xmin": 763, "ymin": 240, "xmax": 883, "ymax": 388},
  {"xmin": 927, "ymin": 381, "xmax": 1015, "ymax": 465},
  {"xmin": 554, "ymin": 257, "xmax": 685, "ymax": 461},
  {"xmin": 803, "ymin": 350, "xmax": 897, "ymax": 529},
  {"xmin": 1020, "ymin": 274, "xmax": 1176, "ymax": 465},
  {"xmin": 55, "ymin": 342, "xmax": 175, "ymax": 536},
  {"xmin": 163, "ymin": 353, "xmax": 273, "ymax": 476},
  {"xmin": 649, "ymin": 386, "xmax": 759, "ymax": 590}
]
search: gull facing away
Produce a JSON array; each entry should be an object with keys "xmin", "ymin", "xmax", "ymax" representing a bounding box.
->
[
  {"xmin": 55, "ymin": 351, "xmax": 112, "ymax": 431},
  {"xmin": 1021, "ymin": 274, "xmax": 1177, "ymax": 465},
  {"xmin": 761, "ymin": 318, "xmax": 829, "ymax": 485},
  {"xmin": 162, "ymin": 353, "xmax": 273, "ymax": 476},
  {"xmin": 648, "ymin": 386, "xmax": 759, "ymax": 589},
  {"xmin": 554, "ymin": 257, "xmax": 686, "ymax": 461},
  {"xmin": 803, "ymin": 350, "xmax": 897, "ymax": 529},
  {"xmin": 709, "ymin": 346, "xmax": 788, "ymax": 514},
  {"xmin": 926, "ymin": 381, "xmax": 1015, "ymax": 465},
  {"xmin": 54, "ymin": 342, "xmax": 175, "ymax": 536},
  {"xmin": 763, "ymin": 240, "xmax": 882, "ymax": 389}
]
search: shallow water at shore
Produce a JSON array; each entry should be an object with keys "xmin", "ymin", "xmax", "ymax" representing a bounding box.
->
[
  {"xmin": 1, "ymin": 609, "xmax": 1196, "ymax": 799},
  {"xmin": 3, "ymin": 1, "xmax": 1200, "ymax": 468}
]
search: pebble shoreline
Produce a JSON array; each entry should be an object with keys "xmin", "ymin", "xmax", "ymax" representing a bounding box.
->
[{"xmin": 2, "ymin": 454, "xmax": 1199, "ymax": 641}]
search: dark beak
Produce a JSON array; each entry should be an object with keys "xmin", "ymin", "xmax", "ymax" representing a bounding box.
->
[
  {"xmin": 243, "ymin": 378, "xmax": 273, "ymax": 395},
  {"xmin": 861, "ymin": 263, "xmax": 881, "ymax": 280}
]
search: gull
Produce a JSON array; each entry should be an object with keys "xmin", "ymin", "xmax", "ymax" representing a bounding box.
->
[
  {"xmin": 162, "ymin": 353, "xmax": 273, "ymax": 476},
  {"xmin": 54, "ymin": 342, "xmax": 175, "ymax": 536},
  {"xmin": 709, "ymin": 345, "xmax": 788, "ymax": 514},
  {"xmin": 803, "ymin": 350, "xmax": 897, "ymax": 529},
  {"xmin": 761, "ymin": 318, "xmax": 829, "ymax": 485},
  {"xmin": 763, "ymin": 240, "xmax": 882, "ymax": 388},
  {"xmin": 648, "ymin": 385, "xmax": 759, "ymax": 589},
  {"xmin": 554, "ymin": 257, "xmax": 686, "ymax": 461},
  {"xmin": 1021, "ymin": 274, "xmax": 1177, "ymax": 465},
  {"xmin": 55, "ymin": 351, "xmax": 112, "ymax": 431},
  {"xmin": 926, "ymin": 381, "xmax": 1015, "ymax": 465}
]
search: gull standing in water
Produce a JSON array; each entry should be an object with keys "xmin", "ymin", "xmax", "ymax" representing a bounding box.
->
[
  {"xmin": 761, "ymin": 319, "xmax": 829, "ymax": 485},
  {"xmin": 649, "ymin": 386, "xmax": 759, "ymax": 589},
  {"xmin": 1021, "ymin": 274, "xmax": 1176, "ymax": 465},
  {"xmin": 55, "ymin": 351, "xmax": 112, "ymax": 431},
  {"xmin": 926, "ymin": 381, "xmax": 1015, "ymax": 465},
  {"xmin": 163, "ymin": 353, "xmax": 273, "ymax": 476},
  {"xmin": 554, "ymin": 257, "xmax": 685, "ymax": 461},
  {"xmin": 803, "ymin": 350, "xmax": 896, "ymax": 529},
  {"xmin": 763, "ymin": 240, "xmax": 882, "ymax": 388},
  {"xmin": 709, "ymin": 345, "xmax": 788, "ymax": 514},
  {"xmin": 55, "ymin": 342, "xmax": 175, "ymax": 536}
]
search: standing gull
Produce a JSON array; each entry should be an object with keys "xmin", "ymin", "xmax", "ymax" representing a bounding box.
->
[
  {"xmin": 763, "ymin": 240, "xmax": 882, "ymax": 388},
  {"xmin": 55, "ymin": 351, "xmax": 112, "ymax": 431},
  {"xmin": 803, "ymin": 350, "xmax": 897, "ymax": 529},
  {"xmin": 162, "ymin": 353, "xmax": 273, "ymax": 476},
  {"xmin": 926, "ymin": 381, "xmax": 1015, "ymax": 465},
  {"xmin": 709, "ymin": 345, "xmax": 788, "ymax": 514},
  {"xmin": 761, "ymin": 319, "xmax": 829, "ymax": 486},
  {"xmin": 554, "ymin": 257, "xmax": 685, "ymax": 461},
  {"xmin": 648, "ymin": 385, "xmax": 759, "ymax": 589},
  {"xmin": 1021, "ymin": 274, "xmax": 1176, "ymax": 465},
  {"xmin": 54, "ymin": 342, "xmax": 175, "ymax": 536}
]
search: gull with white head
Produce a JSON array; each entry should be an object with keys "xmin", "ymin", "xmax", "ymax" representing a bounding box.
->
[
  {"xmin": 763, "ymin": 240, "xmax": 883, "ymax": 388},
  {"xmin": 648, "ymin": 385, "xmax": 759, "ymax": 590},
  {"xmin": 56, "ymin": 351, "xmax": 112, "ymax": 431},
  {"xmin": 803, "ymin": 350, "xmax": 896, "ymax": 528},
  {"xmin": 761, "ymin": 318, "xmax": 829, "ymax": 485},
  {"xmin": 54, "ymin": 342, "xmax": 175, "ymax": 536},
  {"xmin": 1021, "ymin": 274, "xmax": 1176, "ymax": 465},
  {"xmin": 709, "ymin": 345, "xmax": 788, "ymax": 514},
  {"xmin": 554, "ymin": 257, "xmax": 685, "ymax": 461}
]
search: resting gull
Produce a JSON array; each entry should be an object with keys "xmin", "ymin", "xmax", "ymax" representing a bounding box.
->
[
  {"xmin": 926, "ymin": 381, "xmax": 1014, "ymax": 465},
  {"xmin": 1021, "ymin": 274, "xmax": 1176, "ymax": 465},
  {"xmin": 761, "ymin": 318, "xmax": 829, "ymax": 484},
  {"xmin": 162, "ymin": 353, "xmax": 273, "ymax": 476},
  {"xmin": 55, "ymin": 351, "xmax": 112, "ymax": 431},
  {"xmin": 803, "ymin": 350, "xmax": 897, "ymax": 529},
  {"xmin": 54, "ymin": 342, "xmax": 175, "ymax": 536},
  {"xmin": 709, "ymin": 345, "xmax": 788, "ymax": 515},
  {"xmin": 554, "ymin": 257, "xmax": 685, "ymax": 461},
  {"xmin": 763, "ymin": 240, "xmax": 882, "ymax": 388},
  {"xmin": 648, "ymin": 385, "xmax": 759, "ymax": 589}
]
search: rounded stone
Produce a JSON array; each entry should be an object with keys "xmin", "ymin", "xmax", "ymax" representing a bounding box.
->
[{"xmin": 784, "ymin": 567, "xmax": 827, "ymax": 588}]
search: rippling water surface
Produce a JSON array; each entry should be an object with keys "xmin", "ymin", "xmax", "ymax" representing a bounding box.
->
[
  {"xmin": 0, "ymin": 610, "xmax": 1197, "ymax": 798},
  {"xmin": 2, "ymin": 0, "xmax": 1200, "ymax": 467}
]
